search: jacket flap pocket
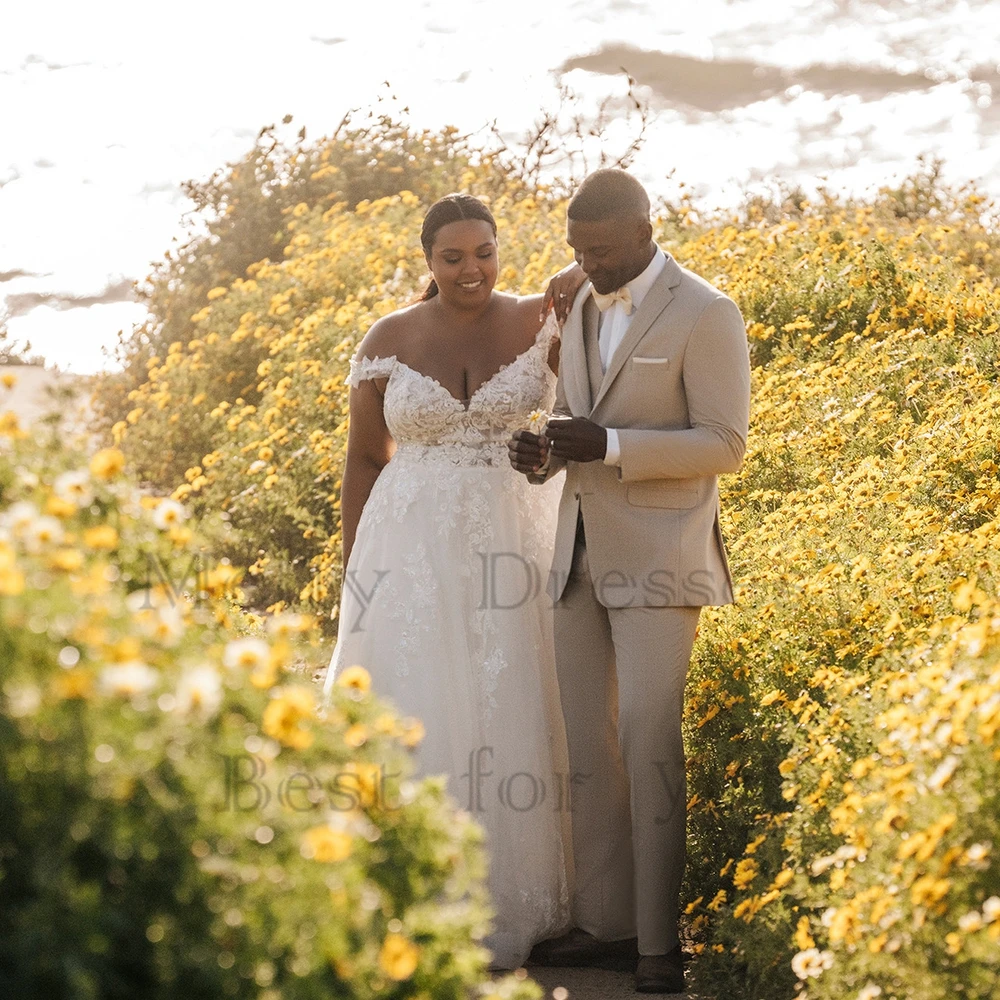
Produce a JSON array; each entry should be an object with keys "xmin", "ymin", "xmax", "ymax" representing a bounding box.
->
[
  {"xmin": 631, "ymin": 356, "xmax": 670, "ymax": 366},
  {"xmin": 627, "ymin": 482, "xmax": 698, "ymax": 508}
]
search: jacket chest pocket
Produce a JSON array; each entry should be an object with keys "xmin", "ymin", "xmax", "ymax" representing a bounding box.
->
[{"xmin": 630, "ymin": 356, "xmax": 671, "ymax": 372}]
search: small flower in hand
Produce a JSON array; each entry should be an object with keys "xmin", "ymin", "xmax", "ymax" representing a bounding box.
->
[{"xmin": 526, "ymin": 409, "xmax": 550, "ymax": 436}]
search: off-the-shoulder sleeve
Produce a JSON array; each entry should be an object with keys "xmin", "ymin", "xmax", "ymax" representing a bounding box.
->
[{"xmin": 346, "ymin": 354, "xmax": 397, "ymax": 389}]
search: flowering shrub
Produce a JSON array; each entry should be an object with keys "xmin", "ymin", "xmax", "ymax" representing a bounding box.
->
[
  {"xmin": 682, "ymin": 239, "xmax": 1000, "ymax": 995},
  {"xmin": 0, "ymin": 414, "xmax": 539, "ymax": 1000}
]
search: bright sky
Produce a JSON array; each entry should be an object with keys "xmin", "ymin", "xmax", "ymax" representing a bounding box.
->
[{"xmin": 2, "ymin": 0, "xmax": 998, "ymax": 373}]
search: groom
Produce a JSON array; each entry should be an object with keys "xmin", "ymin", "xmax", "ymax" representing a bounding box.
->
[{"xmin": 509, "ymin": 169, "xmax": 750, "ymax": 994}]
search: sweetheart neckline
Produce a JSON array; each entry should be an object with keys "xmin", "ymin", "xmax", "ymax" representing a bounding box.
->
[{"xmin": 380, "ymin": 327, "xmax": 554, "ymax": 411}]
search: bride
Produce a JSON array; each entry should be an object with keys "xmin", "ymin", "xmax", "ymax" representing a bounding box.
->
[{"xmin": 321, "ymin": 193, "xmax": 584, "ymax": 969}]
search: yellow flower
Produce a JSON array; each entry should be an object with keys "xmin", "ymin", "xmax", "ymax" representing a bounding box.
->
[
  {"xmin": 399, "ymin": 717, "xmax": 425, "ymax": 748},
  {"xmin": 51, "ymin": 668, "xmax": 94, "ymax": 700},
  {"xmin": 262, "ymin": 687, "xmax": 316, "ymax": 749},
  {"xmin": 44, "ymin": 496, "xmax": 77, "ymax": 519},
  {"xmin": 48, "ymin": 547, "xmax": 84, "ymax": 572},
  {"xmin": 373, "ymin": 712, "xmax": 398, "ymax": 735},
  {"xmin": 706, "ymin": 890, "xmax": 727, "ymax": 912},
  {"xmin": 1, "ymin": 372, "xmax": 18, "ymax": 389},
  {"xmin": 378, "ymin": 933, "xmax": 419, "ymax": 980},
  {"xmin": 336, "ymin": 761, "xmax": 383, "ymax": 810},
  {"xmin": 302, "ymin": 825, "xmax": 352, "ymax": 862},
  {"xmin": 0, "ymin": 567, "xmax": 25, "ymax": 595},
  {"xmin": 336, "ymin": 664, "xmax": 372, "ymax": 694},
  {"xmin": 733, "ymin": 858, "xmax": 759, "ymax": 890},
  {"xmin": 794, "ymin": 916, "xmax": 815, "ymax": 951},
  {"xmin": 0, "ymin": 410, "xmax": 26, "ymax": 438},
  {"xmin": 344, "ymin": 723, "xmax": 368, "ymax": 748},
  {"xmin": 83, "ymin": 525, "xmax": 119, "ymax": 550},
  {"xmin": 770, "ymin": 868, "xmax": 794, "ymax": 889},
  {"xmin": 89, "ymin": 448, "xmax": 126, "ymax": 480},
  {"xmin": 0, "ymin": 544, "xmax": 25, "ymax": 595},
  {"xmin": 201, "ymin": 564, "xmax": 243, "ymax": 597}
]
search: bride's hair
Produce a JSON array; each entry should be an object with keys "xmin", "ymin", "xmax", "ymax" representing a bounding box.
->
[{"xmin": 419, "ymin": 194, "xmax": 497, "ymax": 301}]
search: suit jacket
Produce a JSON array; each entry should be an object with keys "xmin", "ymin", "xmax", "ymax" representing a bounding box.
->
[{"xmin": 533, "ymin": 248, "xmax": 751, "ymax": 608}]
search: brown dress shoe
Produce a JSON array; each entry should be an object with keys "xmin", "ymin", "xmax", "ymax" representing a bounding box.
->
[
  {"xmin": 527, "ymin": 927, "xmax": 640, "ymax": 971},
  {"xmin": 635, "ymin": 946, "xmax": 685, "ymax": 994}
]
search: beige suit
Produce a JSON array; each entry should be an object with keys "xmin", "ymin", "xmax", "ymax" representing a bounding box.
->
[{"xmin": 530, "ymin": 249, "xmax": 750, "ymax": 954}]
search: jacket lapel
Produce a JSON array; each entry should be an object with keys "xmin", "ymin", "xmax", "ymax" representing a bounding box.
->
[
  {"xmin": 590, "ymin": 253, "xmax": 682, "ymax": 414},
  {"xmin": 583, "ymin": 297, "xmax": 603, "ymax": 407},
  {"xmin": 561, "ymin": 284, "xmax": 594, "ymax": 415}
]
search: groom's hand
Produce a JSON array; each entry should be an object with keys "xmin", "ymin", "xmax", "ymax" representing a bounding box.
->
[
  {"xmin": 508, "ymin": 429, "xmax": 550, "ymax": 474},
  {"xmin": 545, "ymin": 416, "xmax": 607, "ymax": 463}
]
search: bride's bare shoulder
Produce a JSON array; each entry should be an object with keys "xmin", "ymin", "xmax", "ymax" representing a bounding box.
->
[
  {"xmin": 355, "ymin": 300, "xmax": 427, "ymax": 360},
  {"xmin": 496, "ymin": 292, "xmax": 545, "ymax": 335}
]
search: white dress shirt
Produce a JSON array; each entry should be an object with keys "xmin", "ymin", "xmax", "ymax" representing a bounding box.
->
[{"xmin": 600, "ymin": 248, "xmax": 666, "ymax": 465}]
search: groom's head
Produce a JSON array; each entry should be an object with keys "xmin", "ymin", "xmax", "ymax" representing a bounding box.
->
[{"xmin": 567, "ymin": 169, "xmax": 655, "ymax": 294}]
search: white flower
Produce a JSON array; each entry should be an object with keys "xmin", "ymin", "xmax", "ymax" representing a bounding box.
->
[
  {"xmin": 958, "ymin": 911, "xmax": 984, "ymax": 933},
  {"xmin": 4, "ymin": 683, "xmax": 42, "ymax": 718},
  {"xmin": 983, "ymin": 896, "xmax": 1000, "ymax": 922},
  {"xmin": 152, "ymin": 497, "xmax": 188, "ymax": 530},
  {"xmin": 964, "ymin": 842, "xmax": 990, "ymax": 864},
  {"xmin": 811, "ymin": 855, "xmax": 837, "ymax": 876},
  {"xmin": 137, "ymin": 603, "xmax": 186, "ymax": 646},
  {"xmin": 22, "ymin": 514, "xmax": 65, "ymax": 552},
  {"xmin": 926, "ymin": 755, "xmax": 960, "ymax": 792},
  {"xmin": 99, "ymin": 661, "xmax": 159, "ymax": 697},
  {"xmin": 0, "ymin": 500, "xmax": 39, "ymax": 534},
  {"xmin": 266, "ymin": 612, "xmax": 311, "ymax": 637},
  {"xmin": 175, "ymin": 665, "xmax": 223, "ymax": 718},
  {"xmin": 223, "ymin": 637, "xmax": 270, "ymax": 671},
  {"xmin": 53, "ymin": 468, "xmax": 94, "ymax": 507},
  {"xmin": 791, "ymin": 948, "xmax": 834, "ymax": 980},
  {"xmin": 247, "ymin": 460, "xmax": 267, "ymax": 475},
  {"xmin": 857, "ymin": 985, "xmax": 882, "ymax": 1000},
  {"xmin": 526, "ymin": 409, "xmax": 549, "ymax": 435}
]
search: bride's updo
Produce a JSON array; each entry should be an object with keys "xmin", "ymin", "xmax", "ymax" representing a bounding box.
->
[{"xmin": 419, "ymin": 194, "xmax": 497, "ymax": 301}]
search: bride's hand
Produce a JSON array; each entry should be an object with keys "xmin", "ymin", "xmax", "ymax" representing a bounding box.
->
[{"xmin": 541, "ymin": 262, "xmax": 587, "ymax": 324}]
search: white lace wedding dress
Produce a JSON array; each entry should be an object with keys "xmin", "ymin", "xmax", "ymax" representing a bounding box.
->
[{"xmin": 321, "ymin": 311, "xmax": 572, "ymax": 969}]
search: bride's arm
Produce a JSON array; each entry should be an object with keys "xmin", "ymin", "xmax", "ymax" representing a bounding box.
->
[{"xmin": 340, "ymin": 377, "xmax": 394, "ymax": 568}]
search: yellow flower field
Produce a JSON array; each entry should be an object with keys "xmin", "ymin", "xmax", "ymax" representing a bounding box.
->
[{"xmin": 98, "ymin": 153, "xmax": 1000, "ymax": 998}]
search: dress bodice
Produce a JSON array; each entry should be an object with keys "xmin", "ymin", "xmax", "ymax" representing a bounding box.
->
[{"xmin": 347, "ymin": 311, "xmax": 560, "ymax": 466}]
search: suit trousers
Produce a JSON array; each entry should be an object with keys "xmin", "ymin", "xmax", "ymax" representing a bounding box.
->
[{"xmin": 554, "ymin": 528, "xmax": 700, "ymax": 955}]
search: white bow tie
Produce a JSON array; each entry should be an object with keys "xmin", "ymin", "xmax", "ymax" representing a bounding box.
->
[{"xmin": 591, "ymin": 285, "xmax": 633, "ymax": 315}]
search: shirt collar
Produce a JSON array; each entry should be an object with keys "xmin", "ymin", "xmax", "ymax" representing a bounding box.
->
[{"xmin": 622, "ymin": 246, "xmax": 665, "ymax": 313}]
